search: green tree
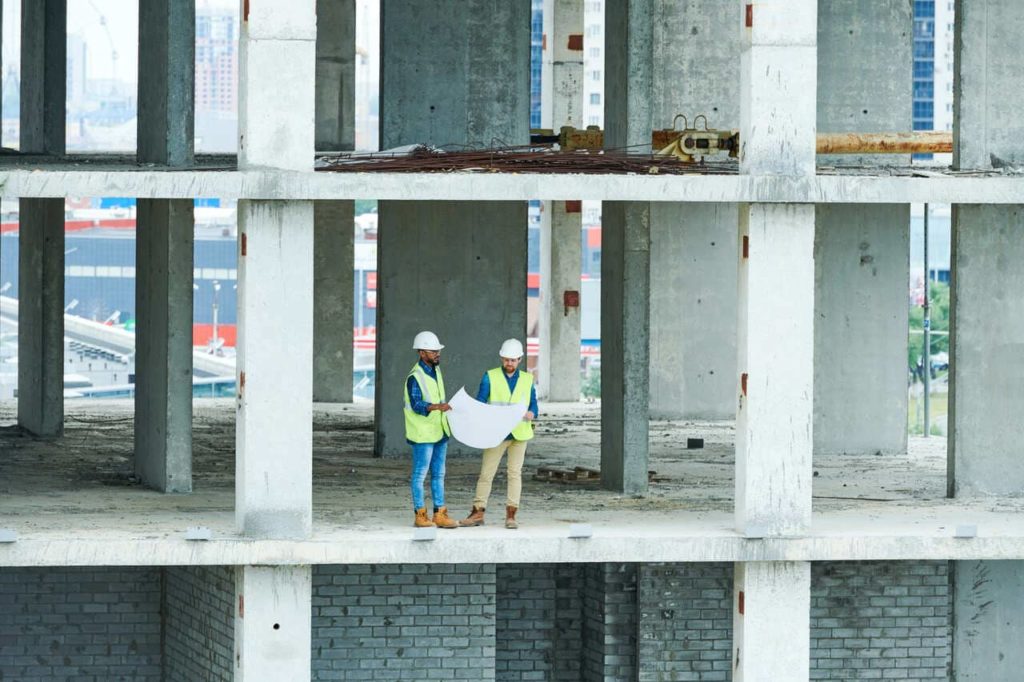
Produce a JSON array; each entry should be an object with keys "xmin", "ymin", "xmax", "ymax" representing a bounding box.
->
[
  {"xmin": 355, "ymin": 199, "xmax": 377, "ymax": 216},
  {"xmin": 908, "ymin": 280, "xmax": 950, "ymax": 378},
  {"xmin": 581, "ymin": 366, "xmax": 601, "ymax": 399}
]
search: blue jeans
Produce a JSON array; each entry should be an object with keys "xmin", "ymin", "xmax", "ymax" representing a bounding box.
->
[{"xmin": 410, "ymin": 440, "xmax": 448, "ymax": 510}]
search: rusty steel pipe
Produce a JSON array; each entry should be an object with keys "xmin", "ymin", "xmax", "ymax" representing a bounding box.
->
[{"xmin": 816, "ymin": 131, "xmax": 952, "ymax": 154}]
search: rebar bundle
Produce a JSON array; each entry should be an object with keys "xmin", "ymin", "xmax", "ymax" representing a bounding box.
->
[{"xmin": 317, "ymin": 145, "xmax": 739, "ymax": 175}]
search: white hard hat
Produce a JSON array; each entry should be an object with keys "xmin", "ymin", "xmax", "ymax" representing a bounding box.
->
[
  {"xmin": 499, "ymin": 338, "xmax": 524, "ymax": 359},
  {"xmin": 413, "ymin": 330, "xmax": 444, "ymax": 351}
]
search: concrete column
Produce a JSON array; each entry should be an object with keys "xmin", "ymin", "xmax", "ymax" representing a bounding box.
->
[
  {"xmin": 313, "ymin": 201, "xmax": 354, "ymax": 402},
  {"xmin": 375, "ymin": 1, "xmax": 530, "ymax": 456},
  {"xmin": 134, "ymin": 0, "xmax": 196, "ymax": 493},
  {"xmin": 313, "ymin": 0, "xmax": 355, "ymax": 403},
  {"xmin": 17, "ymin": 199, "xmax": 64, "ymax": 437},
  {"xmin": 735, "ymin": 0, "xmax": 816, "ymax": 537},
  {"xmin": 581, "ymin": 563, "xmax": 638, "ymax": 679},
  {"xmin": 735, "ymin": 204, "xmax": 815, "ymax": 535},
  {"xmin": 649, "ymin": 202, "xmax": 738, "ymax": 420},
  {"xmin": 733, "ymin": 561, "xmax": 811, "ymax": 682},
  {"xmin": 315, "ymin": 0, "xmax": 355, "ymax": 153},
  {"xmin": 234, "ymin": 565, "xmax": 311, "ymax": 682},
  {"xmin": 733, "ymin": 4, "xmax": 815, "ymax": 678},
  {"xmin": 813, "ymin": 204, "xmax": 909, "ymax": 455},
  {"xmin": 738, "ymin": 0, "xmax": 817, "ymax": 178},
  {"xmin": 375, "ymin": 201, "xmax": 528, "ymax": 456},
  {"xmin": 236, "ymin": 1, "xmax": 316, "ymax": 536},
  {"xmin": 953, "ymin": 561, "xmax": 1024, "ymax": 682},
  {"xmin": 648, "ymin": 1, "xmax": 739, "ymax": 420},
  {"xmin": 134, "ymin": 200, "xmax": 194, "ymax": 492},
  {"xmin": 601, "ymin": 0, "xmax": 652, "ymax": 495},
  {"xmin": 949, "ymin": 205, "xmax": 1024, "ymax": 495},
  {"xmin": 20, "ymin": 0, "xmax": 65, "ymax": 154},
  {"xmin": 953, "ymin": 0, "xmax": 1024, "ymax": 171},
  {"xmin": 599, "ymin": 202, "xmax": 651, "ymax": 495},
  {"xmin": 539, "ymin": 201, "xmax": 582, "ymax": 402},
  {"xmin": 538, "ymin": 0, "xmax": 584, "ymax": 402},
  {"xmin": 813, "ymin": 1, "xmax": 911, "ymax": 456},
  {"xmin": 949, "ymin": 0, "xmax": 1024, "ymax": 496},
  {"xmin": 542, "ymin": 0, "xmax": 584, "ymax": 129},
  {"xmin": 236, "ymin": 201, "xmax": 314, "ymax": 537},
  {"xmin": 238, "ymin": 1, "xmax": 316, "ymax": 172},
  {"xmin": 951, "ymin": 6, "xmax": 1024, "ymax": 679},
  {"xmin": 137, "ymin": 0, "xmax": 195, "ymax": 166}
]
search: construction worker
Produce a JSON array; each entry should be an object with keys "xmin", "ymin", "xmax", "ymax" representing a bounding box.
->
[
  {"xmin": 460, "ymin": 338, "xmax": 538, "ymax": 530},
  {"xmin": 405, "ymin": 331, "xmax": 458, "ymax": 529}
]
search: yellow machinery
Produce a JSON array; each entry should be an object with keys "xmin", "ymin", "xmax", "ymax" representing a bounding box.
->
[{"xmin": 532, "ymin": 117, "xmax": 952, "ymax": 162}]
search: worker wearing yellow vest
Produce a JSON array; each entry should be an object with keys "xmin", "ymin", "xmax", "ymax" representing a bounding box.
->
[
  {"xmin": 460, "ymin": 338, "xmax": 538, "ymax": 529},
  {"xmin": 405, "ymin": 331, "xmax": 458, "ymax": 529}
]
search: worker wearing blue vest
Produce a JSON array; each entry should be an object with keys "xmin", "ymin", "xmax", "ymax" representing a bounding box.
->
[
  {"xmin": 404, "ymin": 331, "xmax": 458, "ymax": 529},
  {"xmin": 460, "ymin": 338, "xmax": 538, "ymax": 529}
]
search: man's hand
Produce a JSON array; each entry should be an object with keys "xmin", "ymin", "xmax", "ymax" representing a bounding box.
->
[
  {"xmin": 524, "ymin": 411, "xmax": 535, "ymax": 421},
  {"xmin": 430, "ymin": 402, "xmax": 452, "ymax": 413}
]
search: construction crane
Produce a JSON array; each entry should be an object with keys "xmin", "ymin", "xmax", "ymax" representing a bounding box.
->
[{"xmin": 88, "ymin": 0, "xmax": 119, "ymax": 94}]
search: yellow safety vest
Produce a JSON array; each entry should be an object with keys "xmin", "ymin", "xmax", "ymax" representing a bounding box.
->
[
  {"xmin": 486, "ymin": 367, "xmax": 534, "ymax": 441},
  {"xmin": 404, "ymin": 363, "xmax": 451, "ymax": 443}
]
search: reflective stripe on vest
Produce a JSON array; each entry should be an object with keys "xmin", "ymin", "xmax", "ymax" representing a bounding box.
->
[
  {"xmin": 404, "ymin": 363, "xmax": 451, "ymax": 443},
  {"xmin": 486, "ymin": 367, "xmax": 534, "ymax": 441}
]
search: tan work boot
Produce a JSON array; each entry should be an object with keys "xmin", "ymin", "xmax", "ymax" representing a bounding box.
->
[
  {"xmin": 414, "ymin": 507, "xmax": 434, "ymax": 528},
  {"xmin": 505, "ymin": 505, "xmax": 518, "ymax": 529},
  {"xmin": 460, "ymin": 506, "xmax": 486, "ymax": 527},
  {"xmin": 433, "ymin": 506, "xmax": 459, "ymax": 529}
]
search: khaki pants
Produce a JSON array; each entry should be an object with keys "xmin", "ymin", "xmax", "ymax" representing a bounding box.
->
[{"xmin": 472, "ymin": 439, "xmax": 528, "ymax": 509}]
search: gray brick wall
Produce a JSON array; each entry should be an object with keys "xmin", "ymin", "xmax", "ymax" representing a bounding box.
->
[
  {"xmin": 0, "ymin": 567, "xmax": 162, "ymax": 682},
  {"xmin": 638, "ymin": 562, "xmax": 733, "ymax": 682},
  {"xmin": 811, "ymin": 561, "xmax": 951, "ymax": 681},
  {"xmin": 582, "ymin": 564, "xmax": 606, "ymax": 681},
  {"xmin": 163, "ymin": 566, "xmax": 234, "ymax": 682},
  {"xmin": 0, "ymin": 560, "xmax": 955, "ymax": 681},
  {"xmin": 582, "ymin": 563, "xmax": 638, "ymax": 682},
  {"xmin": 495, "ymin": 563, "xmax": 583, "ymax": 681},
  {"xmin": 312, "ymin": 564, "xmax": 497, "ymax": 681}
]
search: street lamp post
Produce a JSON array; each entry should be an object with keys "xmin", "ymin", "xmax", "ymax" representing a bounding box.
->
[
  {"xmin": 211, "ymin": 280, "xmax": 221, "ymax": 355},
  {"xmin": 357, "ymin": 270, "xmax": 365, "ymax": 333},
  {"xmin": 923, "ymin": 204, "xmax": 931, "ymax": 437}
]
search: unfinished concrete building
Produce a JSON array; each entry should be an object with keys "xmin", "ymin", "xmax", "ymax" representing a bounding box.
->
[{"xmin": 2, "ymin": 0, "xmax": 1024, "ymax": 680}]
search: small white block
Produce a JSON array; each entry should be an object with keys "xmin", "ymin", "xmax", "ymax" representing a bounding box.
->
[
  {"xmin": 743, "ymin": 524, "xmax": 769, "ymax": 539},
  {"xmin": 413, "ymin": 527, "xmax": 437, "ymax": 542},
  {"xmin": 568, "ymin": 524, "xmax": 593, "ymax": 539},
  {"xmin": 184, "ymin": 527, "xmax": 212, "ymax": 541},
  {"xmin": 0, "ymin": 529, "xmax": 17, "ymax": 543},
  {"xmin": 955, "ymin": 524, "xmax": 977, "ymax": 538}
]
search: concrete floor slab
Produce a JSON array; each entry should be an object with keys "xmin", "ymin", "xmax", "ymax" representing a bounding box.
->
[
  {"xmin": 1, "ymin": 162, "xmax": 1024, "ymax": 204},
  {"xmin": 2, "ymin": 399, "xmax": 1023, "ymax": 566}
]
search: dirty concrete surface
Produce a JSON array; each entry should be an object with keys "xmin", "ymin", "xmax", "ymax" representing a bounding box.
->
[{"xmin": 0, "ymin": 398, "xmax": 1012, "ymax": 536}]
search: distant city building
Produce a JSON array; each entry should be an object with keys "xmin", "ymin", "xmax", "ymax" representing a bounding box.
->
[
  {"xmin": 913, "ymin": 0, "xmax": 954, "ymax": 161},
  {"xmin": 583, "ymin": 1, "xmax": 604, "ymax": 129},
  {"xmin": 913, "ymin": 1, "xmax": 935, "ymax": 133},
  {"xmin": 933, "ymin": 1, "xmax": 955, "ymax": 134},
  {"xmin": 581, "ymin": 2, "xmax": 604, "ymax": 232},
  {"xmin": 530, "ymin": 0, "xmax": 543, "ymax": 129},
  {"xmin": 67, "ymin": 34, "xmax": 89, "ymax": 108},
  {"xmin": 195, "ymin": 7, "xmax": 238, "ymax": 113},
  {"xmin": 2, "ymin": 68, "xmax": 19, "ymax": 120},
  {"xmin": 354, "ymin": 0, "xmax": 380, "ymax": 151}
]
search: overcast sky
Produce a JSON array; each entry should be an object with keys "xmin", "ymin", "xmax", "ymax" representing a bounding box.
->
[{"xmin": 2, "ymin": 0, "xmax": 239, "ymax": 86}]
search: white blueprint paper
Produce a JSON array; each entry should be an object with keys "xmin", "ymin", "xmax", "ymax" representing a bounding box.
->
[{"xmin": 446, "ymin": 387, "xmax": 528, "ymax": 449}]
